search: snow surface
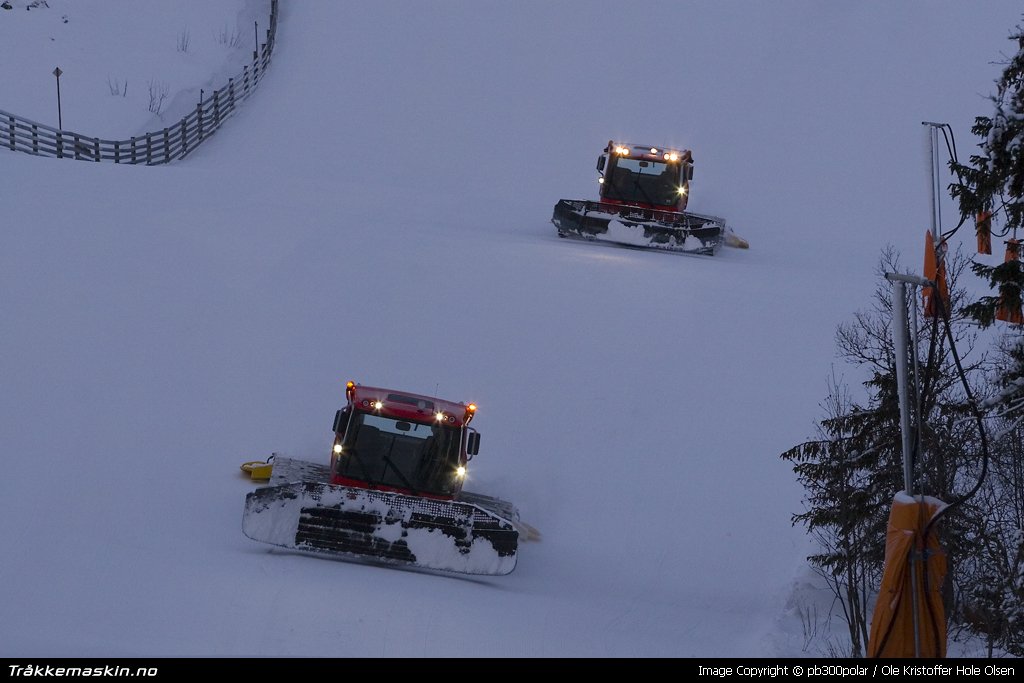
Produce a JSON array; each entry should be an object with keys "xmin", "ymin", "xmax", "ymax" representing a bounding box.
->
[{"xmin": 2, "ymin": 0, "xmax": 1020, "ymax": 658}]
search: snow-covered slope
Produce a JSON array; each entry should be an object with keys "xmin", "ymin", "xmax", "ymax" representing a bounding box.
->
[{"xmin": 2, "ymin": 0, "xmax": 1020, "ymax": 657}]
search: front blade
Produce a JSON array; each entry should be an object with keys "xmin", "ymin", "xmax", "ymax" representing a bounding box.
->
[
  {"xmin": 243, "ymin": 482, "xmax": 518, "ymax": 576},
  {"xmin": 552, "ymin": 199, "xmax": 724, "ymax": 255}
]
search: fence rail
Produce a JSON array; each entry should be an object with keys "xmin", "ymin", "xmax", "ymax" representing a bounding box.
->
[{"xmin": 1, "ymin": 0, "xmax": 278, "ymax": 166}]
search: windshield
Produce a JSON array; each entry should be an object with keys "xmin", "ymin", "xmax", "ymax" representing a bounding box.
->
[
  {"xmin": 335, "ymin": 411, "xmax": 464, "ymax": 496},
  {"xmin": 604, "ymin": 157, "xmax": 681, "ymax": 206}
]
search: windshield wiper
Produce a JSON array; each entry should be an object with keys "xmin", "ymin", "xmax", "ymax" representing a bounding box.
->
[
  {"xmin": 345, "ymin": 446, "xmax": 375, "ymax": 483},
  {"xmin": 631, "ymin": 173, "xmax": 657, "ymax": 207},
  {"xmin": 382, "ymin": 454, "xmax": 419, "ymax": 496},
  {"xmin": 376, "ymin": 440, "xmax": 420, "ymax": 495}
]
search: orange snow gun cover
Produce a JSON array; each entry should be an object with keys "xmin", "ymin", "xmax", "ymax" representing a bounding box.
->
[
  {"xmin": 867, "ymin": 493, "xmax": 947, "ymax": 658},
  {"xmin": 922, "ymin": 231, "xmax": 949, "ymax": 320}
]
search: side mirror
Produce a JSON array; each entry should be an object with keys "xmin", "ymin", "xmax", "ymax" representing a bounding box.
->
[
  {"xmin": 467, "ymin": 431, "xmax": 480, "ymax": 456},
  {"xmin": 596, "ymin": 155, "xmax": 606, "ymax": 172},
  {"xmin": 333, "ymin": 408, "xmax": 349, "ymax": 434},
  {"xmin": 686, "ymin": 164, "xmax": 694, "ymax": 181}
]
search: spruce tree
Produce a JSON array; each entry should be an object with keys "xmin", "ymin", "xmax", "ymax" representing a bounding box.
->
[
  {"xmin": 951, "ymin": 21, "xmax": 1024, "ymax": 331},
  {"xmin": 943, "ymin": 20, "xmax": 1024, "ymax": 653}
]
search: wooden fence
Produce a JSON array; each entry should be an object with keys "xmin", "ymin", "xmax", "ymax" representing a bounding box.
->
[{"xmin": 0, "ymin": 0, "xmax": 278, "ymax": 165}]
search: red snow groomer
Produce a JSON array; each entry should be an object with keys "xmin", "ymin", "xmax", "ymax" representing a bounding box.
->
[
  {"xmin": 552, "ymin": 140, "xmax": 745, "ymax": 255},
  {"xmin": 242, "ymin": 381, "xmax": 529, "ymax": 576}
]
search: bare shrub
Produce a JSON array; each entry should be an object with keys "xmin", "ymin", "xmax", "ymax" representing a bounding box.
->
[
  {"xmin": 147, "ymin": 79, "xmax": 168, "ymax": 115},
  {"xmin": 214, "ymin": 24, "xmax": 243, "ymax": 49},
  {"xmin": 106, "ymin": 77, "xmax": 127, "ymax": 98},
  {"xmin": 176, "ymin": 28, "xmax": 191, "ymax": 53}
]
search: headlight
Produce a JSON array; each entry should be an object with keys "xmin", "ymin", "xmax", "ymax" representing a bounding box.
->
[
  {"xmin": 333, "ymin": 443, "xmax": 343, "ymax": 454},
  {"xmin": 456, "ymin": 466, "xmax": 466, "ymax": 478}
]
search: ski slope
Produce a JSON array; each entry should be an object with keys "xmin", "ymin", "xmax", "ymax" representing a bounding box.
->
[{"xmin": 2, "ymin": 0, "xmax": 1020, "ymax": 657}]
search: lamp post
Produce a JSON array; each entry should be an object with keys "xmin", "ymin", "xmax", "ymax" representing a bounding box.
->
[{"xmin": 53, "ymin": 67, "xmax": 63, "ymax": 129}]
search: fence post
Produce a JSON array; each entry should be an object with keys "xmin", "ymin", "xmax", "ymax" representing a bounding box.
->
[
  {"xmin": 130, "ymin": 136, "xmax": 137, "ymax": 164},
  {"xmin": 56, "ymin": 130, "xmax": 63, "ymax": 159},
  {"xmin": 197, "ymin": 103, "xmax": 204, "ymax": 142},
  {"xmin": 228, "ymin": 78, "xmax": 235, "ymax": 112},
  {"xmin": 7, "ymin": 115, "xmax": 13, "ymax": 151},
  {"xmin": 269, "ymin": 0, "xmax": 277, "ymax": 49},
  {"xmin": 243, "ymin": 65, "xmax": 249, "ymax": 98},
  {"xmin": 213, "ymin": 90, "xmax": 220, "ymax": 126},
  {"xmin": 253, "ymin": 53, "xmax": 259, "ymax": 84},
  {"xmin": 181, "ymin": 119, "xmax": 188, "ymax": 157},
  {"xmin": 94, "ymin": 137, "xmax": 100, "ymax": 162},
  {"xmin": 73, "ymin": 134, "xmax": 81, "ymax": 160},
  {"xmin": 145, "ymin": 133, "xmax": 152, "ymax": 164},
  {"xmin": 114, "ymin": 140, "xmax": 120, "ymax": 164},
  {"xmin": 163, "ymin": 128, "xmax": 169, "ymax": 164}
]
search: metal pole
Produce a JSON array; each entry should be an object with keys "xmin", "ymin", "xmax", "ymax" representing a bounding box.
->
[
  {"xmin": 922, "ymin": 122, "xmax": 948, "ymax": 244},
  {"xmin": 917, "ymin": 120, "xmax": 948, "ymax": 660},
  {"xmin": 930, "ymin": 126, "xmax": 939, "ymax": 241},
  {"xmin": 53, "ymin": 67, "xmax": 63, "ymax": 129},
  {"xmin": 910, "ymin": 292, "xmax": 924, "ymax": 471},
  {"xmin": 889, "ymin": 277, "xmax": 915, "ymax": 494},
  {"xmin": 934, "ymin": 129, "xmax": 943, "ymax": 243},
  {"xmin": 886, "ymin": 271, "xmax": 934, "ymax": 659}
]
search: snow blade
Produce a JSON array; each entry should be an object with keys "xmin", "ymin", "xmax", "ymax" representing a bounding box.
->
[
  {"xmin": 552, "ymin": 199, "xmax": 724, "ymax": 255},
  {"xmin": 243, "ymin": 481, "xmax": 519, "ymax": 576}
]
